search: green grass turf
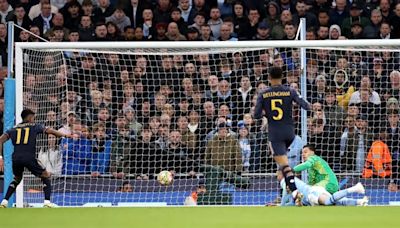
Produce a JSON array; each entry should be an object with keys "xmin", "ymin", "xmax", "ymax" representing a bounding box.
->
[{"xmin": 0, "ymin": 207, "xmax": 398, "ymax": 228}]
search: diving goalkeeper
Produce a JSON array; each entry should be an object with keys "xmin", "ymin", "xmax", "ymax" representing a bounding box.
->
[{"xmin": 293, "ymin": 145, "xmax": 339, "ymax": 194}]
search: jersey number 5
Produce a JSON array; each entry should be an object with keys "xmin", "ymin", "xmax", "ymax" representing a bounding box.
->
[
  {"xmin": 271, "ymin": 99, "xmax": 283, "ymax": 120},
  {"xmin": 16, "ymin": 128, "xmax": 30, "ymax": 145}
]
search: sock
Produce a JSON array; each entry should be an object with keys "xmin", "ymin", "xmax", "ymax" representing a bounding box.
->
[
  {"xmin": 42, "ymin": 178, "xmax": 52, "ymax": 201},
  {"xmin": 324, "ymin": 189, "xmax": 349, "ymax": 205},
  {"xmin": 285, "ymin": 175, "xmax": 297, "ymax": 193},
  {"xmin": 44, "ymin": 200, "xmax": 51, "ymax": 204},
  {"xmin": 4, "ymin": 180, "xmax": 20, "ymax": 200},
  {"xmin": 1, "ymin": 199, "xmax": 8, "ymax": 204},
  {"xmin": 281, "ymin": 165, "xmax": 297, "ymax": 193},
  {"xmin": 336, "ymin": 198, "xmax": 358, "ymax": 206}
]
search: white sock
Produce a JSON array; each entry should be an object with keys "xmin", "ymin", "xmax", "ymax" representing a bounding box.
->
[
  {"xmin": 44, "ymin": 200, "xmax": 51, "ymax": 204},
  {"xmin": 1, "ymin": 199, "xmax": 8, "ymax": 204}
]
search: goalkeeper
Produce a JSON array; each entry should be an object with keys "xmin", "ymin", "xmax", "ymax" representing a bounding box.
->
[
  {"xmin": 293, "ymin": 145, "xmax": 339, "ymax": 194},
  {"xmin": 278, "ymin": 172, "xmax": 368, "ymax": 206}
]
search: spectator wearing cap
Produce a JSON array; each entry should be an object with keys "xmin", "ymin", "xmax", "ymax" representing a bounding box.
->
[
  {"xmin": 106, "ymin": 7, "xmax": 131, "ymax": 32},
  {"xmin": 379, "ymin": 21, "xmax": 392, "ymax": 39},
  {"xmin": 329, "ymin": 0, "xmax": 349, "ymax": 26},
  {"xmin": 170, "ymin": 7, "xmax": 188, "ymax": 35},
  {"xmin": 328, "ymin": 24, "xmax": 341, "ymax": 39},
  {"xmin": 253, "ymin": 20, "xmax": 271, "ymax": 40},
  {"xmin": 339, "ymin": 116, "xmax": 366, "ymax": 172},
  {"xmin": 58, "ymin": 111, "xmax": 77, "ymax": 135},
  {"xmin": 324, "ymin": 87, "xmax": 345, "ymax": 128},
  {"xmin": 349, "ymin": 76, "xmax": 381, "ymax": 106},
  {"xmin": 341, "ymin": 2, "xmax": 370, "ymax": 38},
  {"xmin": 208, "ymin": 7, "xmax": 223, "ymax": 39},
  {"xmin": 292, "ymin": 1, "xmax": 318, "ymax": 29},
  {"xmin": 205, "ymin": 122, "xmax": 242, "ymax": 172},
  {"xmin": 363, "ymin": 9, "xmax": 382, "ymax": 39},
  {"xmin": 348, "ymin": 21, "xmax": 364, "ymax": 39},
  {"xmin": 386, "ymin": 97, "xmax": 399, "ymax": 112}
]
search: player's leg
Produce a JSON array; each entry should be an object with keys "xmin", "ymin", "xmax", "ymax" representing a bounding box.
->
[
  {"xmin": 27, "ymin": 159, "xmax": 54, "ymax": 207},
  {"xmin": 1, "ymin": 161, "xmax": 24, "ymax": 207},
  {"xmin": 322, "ymin": 183, "xmax": 365, "ymax": 205},
  {"xmin": 335, "ymin": 197, "xmax": 369, "ymax": 206},
  {"xmin": 270, "ymin": 141, "xmax": 297, "ymax": 194}
]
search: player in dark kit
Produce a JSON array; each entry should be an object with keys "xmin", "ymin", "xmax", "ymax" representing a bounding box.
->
[
  {"xmin": 254, "ymin": 67, "xmax": 311, "ymax": 199},
  {"xmin": 0, "ymin": 109, "xmax": 73, "ymax": 208}
]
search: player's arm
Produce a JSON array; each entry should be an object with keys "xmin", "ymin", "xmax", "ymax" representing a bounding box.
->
[
  {"xmin": 45, "ymin": 128, "xmax": 73, "ymax": 138},
  {"xmin": 0, "ymin": 133, "xmax": 10, "ymax": 172},
  {"xmin": 290, "ymin": 89, "xmax": 311, "ymax": 111},
  {"xmin": 254, "ymin": 93, "xmax": 264, "ymax": 119},
  {"xmin": 293, "ymin": 158, "xmax": 315, "ymax": 172}
]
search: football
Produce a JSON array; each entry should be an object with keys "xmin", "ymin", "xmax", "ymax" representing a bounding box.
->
[{"xmin": 157, "ymin": 171, "xmax": 173, "ymax": 186}]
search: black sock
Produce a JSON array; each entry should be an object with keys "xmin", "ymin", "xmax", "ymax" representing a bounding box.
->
[
  {"xmin": 281, "ymin": 165, "xmax": 297, "ymax": 193},
  {"xmin": 42, "ymin": 178, "xmax": 52, "ymax": 201},
  {"xmin": 4, "ymin": 180, "xmax": 20, "ymax": 200},
  {"xmin": 285, "ymin": 175, "xmax": 297, "ymax": 193}
]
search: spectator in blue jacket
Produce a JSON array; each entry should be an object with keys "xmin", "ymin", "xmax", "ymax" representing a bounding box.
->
[
  {"xmin": 90, "ymin": 122, "xmax": 112, "ymax": 177},
  {"xmin": 61, "ymin": 123, "xmax": 92, "ymax": 175}
]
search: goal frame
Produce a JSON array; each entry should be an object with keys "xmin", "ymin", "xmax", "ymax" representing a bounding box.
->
[{"xmin": 13, "ymin": 39, "xmax": 400, "ymax": 208}]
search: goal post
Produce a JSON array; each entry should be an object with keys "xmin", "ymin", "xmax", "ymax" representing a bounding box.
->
[{"xmin": 13, "ymin": 39, "xmax": 400, "ymax": 207}]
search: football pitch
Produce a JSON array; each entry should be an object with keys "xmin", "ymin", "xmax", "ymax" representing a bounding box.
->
[{"xmin": 0, "ymin": 207, "xmax": 399, "ymax": 228}]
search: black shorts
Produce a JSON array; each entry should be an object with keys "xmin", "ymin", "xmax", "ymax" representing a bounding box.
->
[
  {"xmin": 12, "ymin": 158, "xmax": 46, "ymax": 177},
  {"xmin": 269, "ymin": 137, "xmax": 294, "ymax": 156}
]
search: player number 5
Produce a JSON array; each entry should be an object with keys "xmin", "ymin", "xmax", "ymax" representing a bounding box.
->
[
  {"xmin": 16, "ymin": 128, "xmax": 30, "ymax": 145},
  {"xmin": 271, "ymin": 99, "xmax": 283, "ymax": 120}
]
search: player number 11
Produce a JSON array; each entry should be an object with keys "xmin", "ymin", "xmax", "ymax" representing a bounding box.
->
[
  {"xmin": 16, "ymin": 128, "xmax": 30, "ymax": 145},
  {"xmin": 271, "ymin": 99, "xmax": 283, "ymax": 120}
]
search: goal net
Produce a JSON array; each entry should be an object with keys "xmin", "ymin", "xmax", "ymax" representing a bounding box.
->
[{"xmin": 14, "ymin": 41, "xmax": 400, "ymax": 207}]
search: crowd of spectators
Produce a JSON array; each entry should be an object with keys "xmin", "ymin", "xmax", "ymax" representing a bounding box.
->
[{"xmin": 0, "ymin": 0, "xmax": 399, "ymax": 184}]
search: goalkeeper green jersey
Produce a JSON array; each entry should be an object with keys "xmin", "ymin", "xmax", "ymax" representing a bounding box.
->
[{"xmin": 293, "ymin": 155, "xmax": 339, "ymax": 194}]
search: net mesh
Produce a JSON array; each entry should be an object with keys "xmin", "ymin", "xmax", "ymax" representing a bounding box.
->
[{"xmin": 19, "ymin": 45, "xmax": 400, "ymax": 206}]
